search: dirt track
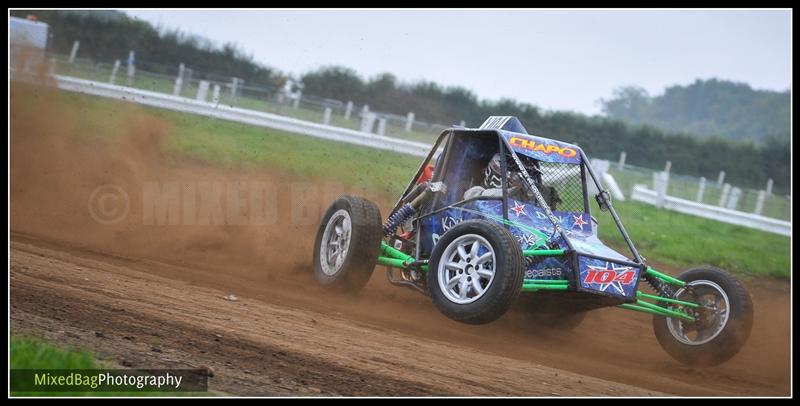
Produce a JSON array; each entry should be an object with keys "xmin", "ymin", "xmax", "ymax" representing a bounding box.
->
[
  {"xmin": 12, "ymin": 237, "xmax": 671, "ymax": 396},
  {"xmin": 9, "ymin": 83, "xmax": 792, "ymax": 396}
]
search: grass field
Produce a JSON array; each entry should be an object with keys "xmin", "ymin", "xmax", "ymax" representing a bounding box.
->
[
  {"xmin": 158, "ymin": 103, "xmax": 421, "ymax": 197},
  {"xmin": 596, "ymin": 201, "xmax": 789, "ymax": 278},
  {"xmin": 13, "ymin": 86, "xmax": 792, "ymax": 279},
  {"xmin": 10, "ymin": 335, "xmax": 205, "ymax": 396},
  {"xmin": 11, "ymin": 335, "xmax": 101, "ymax": 371}
]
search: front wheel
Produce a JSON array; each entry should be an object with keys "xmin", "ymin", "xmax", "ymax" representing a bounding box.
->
[
  {"xmin": 428, "ymin": 220, "xmax": 525, "ymax": 325},
  {"xmin": 652, "ymin": 267, "xmax": 753, "ymax": 366},
  {"xmin": 313, "ymin": 196, "xmax": 382, "ymax": 293}
]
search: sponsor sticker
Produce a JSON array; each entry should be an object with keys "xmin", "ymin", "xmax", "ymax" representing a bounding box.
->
[{"xmin": 509, "ymin": 136, "xmax": 577, "ymax": 158}]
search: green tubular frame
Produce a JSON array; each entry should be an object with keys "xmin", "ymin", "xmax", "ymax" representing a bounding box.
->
[
  {"xmin": 522, "ymin": 279, "xmax": 569, "ymax": 292},
  {"xmin": 636, "ymin": 291, "xmax": 698, "ymax": 308},
  {"xmin": 522, "ymin": 249, "xmax": 565, "ymax": 257},
  {"xmin": 376, "ymin": 242, "xmax": 697, "ymax": 321},
  {"xmin": 644, "ymin": 266, "xmax": 686, "ymax": 287},
  {"xmin": 378, "ymin": 241, "xmax": 432, "ymax": 271},
  {"xmin": 377, "ymin": 241, "xmax": 418, "ymax": 269}
]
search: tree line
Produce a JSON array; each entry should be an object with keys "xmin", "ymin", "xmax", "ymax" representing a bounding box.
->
[{"xmin": 600, "ymin": 79, "xmax": 790, "ymax": 145}]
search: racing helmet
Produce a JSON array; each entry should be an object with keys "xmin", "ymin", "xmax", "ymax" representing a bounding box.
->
[{"xmin": 483, "ymin": 152, "xmax": 541, "ymax": 189}]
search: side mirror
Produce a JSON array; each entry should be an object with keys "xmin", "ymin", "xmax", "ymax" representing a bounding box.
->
[{"xmin": 595, "ymin": 190, "xmax": 612, "ymax": 212}]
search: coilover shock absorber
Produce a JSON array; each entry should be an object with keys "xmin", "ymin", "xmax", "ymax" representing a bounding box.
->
[
  {"xmin": 383, "ymin": 203, "xmax": 415, "ymax": 237},
  {"xmin": 644, "ymin": 273, "xmax": 676, "ymax": 298}
]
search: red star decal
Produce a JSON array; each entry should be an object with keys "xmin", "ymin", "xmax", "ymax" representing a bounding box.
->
[
  {"xmin": 572, "ymin": 214, "xmax": 588, "ymax": 230},
  {"xmin": 511, "ymin": 202, "xmax": 527, "ymax": 217}
]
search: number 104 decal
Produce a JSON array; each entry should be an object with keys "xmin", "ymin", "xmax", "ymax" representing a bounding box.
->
[{"xmin": 578, "ymin": 257, "xmax": 640, "ymax": 299}]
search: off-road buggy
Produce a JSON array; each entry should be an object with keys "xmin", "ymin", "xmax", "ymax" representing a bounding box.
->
[{"xmin": 313, "ymin": 116, "xmax": 753, "ymax": 366}]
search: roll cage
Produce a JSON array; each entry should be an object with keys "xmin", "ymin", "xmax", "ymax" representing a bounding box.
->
[
  {"xmin": 389, "ymin": 124, "xmax": 644, "ymax": 265},
  {"xmin": 379, "ymin": 116, "xmax": 696, "ymax": 319}
]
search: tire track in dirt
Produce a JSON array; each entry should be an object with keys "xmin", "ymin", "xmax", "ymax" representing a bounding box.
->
[
  {"xmin": 11, "ymin": 240, "xmax": 664, "ymax": 396},
  {"xmin": 11, "ymin": 232, "xmax": 790, "ymax": 396}
]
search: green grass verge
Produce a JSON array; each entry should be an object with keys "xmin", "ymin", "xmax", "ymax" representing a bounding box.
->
[
  {"xmin": 597, "ymin": 200, "xmax": 790, "ymax": 279},
  {"xmin": 10, "ymin": 335, "xmax": 207, "ymax": 397},
  {"xmin": 11, "ymin": 335, "xmax": 100, "ymax": 371},
  {"xmin": 155, "ymin": 106, "xmax": 421, "ymax": 197},
  {"xmin": 12, "ymin": 85, "xmax": 791, "ymax": 279}
]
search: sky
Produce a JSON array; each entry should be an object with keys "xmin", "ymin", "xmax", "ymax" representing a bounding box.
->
[{"xmin": 122, "ymin": 9, "xmax": 792, "ymax": 116}]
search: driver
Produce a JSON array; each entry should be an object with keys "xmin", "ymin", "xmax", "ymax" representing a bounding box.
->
[{"xmin": 464, "ymin": 152, "xmax": 561, "ymax": 209}]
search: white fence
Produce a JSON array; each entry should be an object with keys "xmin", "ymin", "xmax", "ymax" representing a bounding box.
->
[
  {"xmin": 48, "ymin": 51, "xmax": 453, "ymax": 143},
  {"xmin": 586, "ymin": 159, "xmax": 792, "ymax": 237},
  {"xmin": 54, "ymin": 75, "xmax": 432, "ymax": 158},
  {"xmin": 631, "ymin": 185, "xmax": 790, "ymax": 236}
]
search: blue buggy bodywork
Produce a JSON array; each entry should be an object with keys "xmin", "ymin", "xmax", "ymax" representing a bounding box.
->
[{"xmin": 397, "ymin": 117, "xmax": 645, "ymax": 305}]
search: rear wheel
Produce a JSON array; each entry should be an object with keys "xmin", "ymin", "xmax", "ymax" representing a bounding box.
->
[
  {"xmin": 313, "ymin": 196, "xmax": 382, "ymax": 293},
  {"xmin": 652, "ymin": 267, "xmax": 753, "ymax": 366},
  {"xmin": 428, "ymin": 220, "xmax": 524, "ymax": 325}
]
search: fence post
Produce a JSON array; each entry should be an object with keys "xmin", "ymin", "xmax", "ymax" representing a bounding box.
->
[
  {"xmin": 377, "ymin": 118, "xmax": 387, "ymax": 136},
  {"xmin": 717, "ymin": 170, "xmax": 726, "ymax": 186},
  {"xmin": 173, "ymin": 63, "xmax": 185, "ymax": 96},
  {"xmin": 196, "ymin": 80, "xmax": 210, "ymax": 102},
  {"xmin": 618, "ymin": 151, "xmax": 626, "ymax": 170},
  {"xmin": 405, "ymin": 112, "xmax": 415, "ymax": 132},
  {"xmin": 323, "ymin": 107, "xmax": 332, "ymax": 125},
  {"xmin": 360, "ymin": 112, "xmax": 376, "ymax": 133},
  {"xmin": 361, "ymin": 104, "xmax": 370, "ymax": 117},
  {"xmin": 754, "ymin": 190, "xmax": 766, "ymax": 216},
  {"xmin": 68, "ymin": 40, "xmax": 80, "ymax": 63},
  {"xmin": 230, "ymin": 77, "xmax": 241, "ymax": 99},
  {"xmin": 212, "ymin": 85, "xmax": 221, "ymax": 104},
  {"xmin": 293, "ymin": 91, "xmax": 301, "ymax": 109},
  {"xmin": 591, "ymin": 159, "xmax": 610, "ymax": 177},
  {"xmin": 344, "ymin": 101, "xmax": 353, "ymax": 120},
  {"xmin": 695, "ymin": 177, "xmax": 706, "ymax": 203},
  {"xmin": 274, "ymin": 92, "xmax": 284, "ymax": 114},
  {"xmin": 718, "ymin": 183, "xmax": 731, "ymax": 207},
  {"xmin": 126, "ymin": 50, "xmax": 135, "ymax": 86},
  {"xmin": 109, "ymin": 59, "xmax": 120, "ymax": 84},
  {"xmin": 726, "ymin": 187, "xmax": 742, "ymax": 210},
  {"xmin": 654, "ymin": 171, "xmax": 669, "ymax": 208},
  {"xmin": 664, "ymin": 160, "xmax": 672, "ymax": 174},
  {"xmin": 766, "ymin": 178, "xmax": 773, "ymax": 195}
]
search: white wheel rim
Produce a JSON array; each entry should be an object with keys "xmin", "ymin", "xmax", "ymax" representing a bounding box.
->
[
  {"xmin": 437, "ymin": 234, "xmax": 496, "ymax": 304},
  {"xmin": 319, "ymin": 209, "xmax": 352, "ymax": 276},
  {"xmin": 667, "ymin": 280, "xmax": 730, "ymax": 346}
]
